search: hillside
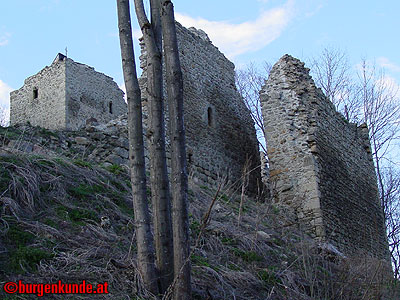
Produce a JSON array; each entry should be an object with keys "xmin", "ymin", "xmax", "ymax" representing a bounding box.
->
[{"xmin": 0, "ymin": 124, "xmax": 398, "ymax": 300}]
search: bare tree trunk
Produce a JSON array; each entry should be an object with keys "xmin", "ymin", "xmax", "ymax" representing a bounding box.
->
[
  {"xmin": 116, "ymin": 0, "xmax": 159, "ymax": 294},
  {"xmin": 160, "ymin": 1, "xmax": 191, "ymax": 299},
  {"xmin": 134, "ymin": 0, "xmax": 174, "ymax": 293}
]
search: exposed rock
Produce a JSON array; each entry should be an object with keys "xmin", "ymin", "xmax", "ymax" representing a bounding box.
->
[
  {"xmin": 105, "ymin": 154, "xmax": 125, "ymax": 166},
  {"xmin": 113, "ymin": 147, "xmax": 129, "ymax": 159},
  {"xmin": 74, "ymin": 136, "xmax": 89, "ymax": 145},
  {"xmin": 256, "ymin": 231, "xmax": 272, "ymax": 240}
]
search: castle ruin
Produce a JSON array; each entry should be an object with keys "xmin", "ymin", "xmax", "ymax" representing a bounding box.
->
[
  {"xmin": 10, "ymin": 53, "xmax": 127, "ymax": 130},
  {"xmin": 139, "ymin": 23, "xmax": 261, "ymax": 192},
  {"xmin": 9, "ymin": 24, "xmax": 262, "ymax": 194},
  {"xmin": 9, "ymin": 25, "xmax": 389, "ymax": 260},
  {"xmin": 260, "ymin": 55, "xmax": 389, "ymax": 259}
]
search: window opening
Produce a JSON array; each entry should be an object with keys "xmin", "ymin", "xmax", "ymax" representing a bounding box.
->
[
  {"xmin": 188, "ymin": 153, "xmax": 193, "ymax": 164},
  {"xmin": 207, "ymin": 107, "xmax": 213, "ymax": 127},
  {"xmin": 109, "ymin": 101, "xmax": 113, "ymax": 114},
  {"xmin": 33, "ymin": 88, "xmax": 39, "ymax": 99}
]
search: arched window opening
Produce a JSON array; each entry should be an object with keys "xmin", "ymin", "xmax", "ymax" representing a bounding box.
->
[{"xmin": 109, "ymin": 101, "xmax": 113, "ymax": 114}]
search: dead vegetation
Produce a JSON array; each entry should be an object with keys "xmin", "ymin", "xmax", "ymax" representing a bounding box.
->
[
  {"xmin": 0, "ymin": 147, "xmax": 399, "ymax": 299},
  {"xmin": 0, "ymin": 151, "xmax": 140, "ymax": 299}
]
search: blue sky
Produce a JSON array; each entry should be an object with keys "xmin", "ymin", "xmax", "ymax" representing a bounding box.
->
[{"xmin": 1, "ymin": 0, "xmax": 400, "ymax": 114}]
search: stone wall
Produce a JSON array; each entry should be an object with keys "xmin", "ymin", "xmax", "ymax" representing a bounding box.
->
[
  {"xmin": 140, "ymin": 23, "xmax": 261, "ymax": 192},
  {"xmin": 10, "ymin": 57, "xmax": 67, "ymax": 130},
  {"xmin": 10, "ymin": 24, "xmax": 261, "ymax": 192},
  {"xmin": 10, "ymin": 54, "xmax": 126, "ymax": 131},
  {"xmin": 260, "ymin": 54, "xmax": 389, "ymax": 259},
  {"xmin": 65, "ymin": 58, "xmax": 126, "ymax": 130}
]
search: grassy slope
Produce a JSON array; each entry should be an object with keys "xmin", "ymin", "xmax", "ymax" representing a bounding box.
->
[{"xmin": 0, "ymin": 126, "xmax": 399, "ymax": 299}]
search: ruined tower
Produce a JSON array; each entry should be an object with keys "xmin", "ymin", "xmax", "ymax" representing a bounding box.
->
[
  {"xmin": 260, "ymin": 54, "xmax": 389, "ymax": 259},
  {"xmin": 10, "ymin": 54, "xmax": 126, "ymax": 130}
]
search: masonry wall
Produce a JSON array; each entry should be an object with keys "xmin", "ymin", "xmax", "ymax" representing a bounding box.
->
[
  {"xmin": 10, "ymin": 55, "xmax": 126, "ymax": 131},
  {"xmin": 315, "ymin": 88, "xmax": 387, "ymax": 258},
  {"xmin": 65, "ymin": 59, "xmax": 126, "ymax": 130},
  {"xmin": 10, "ymin": 59, "xmax": 67, "ymax": 130},
  {"xmin": 140, "ymin": 23, "xmax": 261, "ymax": 192},
  {"xmin": 260, "ymin": 55, "xmax": 389, "ymax": 259},
  {"xmin": 260, "ymin": 55, "xmax": 324, "ymax": 238}
]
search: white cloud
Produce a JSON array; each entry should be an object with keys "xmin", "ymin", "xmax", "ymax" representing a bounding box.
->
[
  {"xmin": 175, "ymin": 0, "xmax": 295, "ymax": 59},
  {"xmin": 356, "ymin": 59, "xmax": 400, "ymax": 97},
  {"xmin": 305, "ymin": 3, "xmax": 324, "ymax": 18},
  {"xmin": 377, "ymin": 57, "xmax": 400, "ymax": 73},
  {"xmin": 0, "ymin": 33, "xmax": 11, "ymax": 46},
  {"xmin": 376, "ymin": 74, "xmax": 400, "ymax": 96}
]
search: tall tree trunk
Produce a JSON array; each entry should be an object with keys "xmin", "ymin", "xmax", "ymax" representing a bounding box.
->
[
  {"xmin": 134, "ymin": 0, "xmax": 174, "ymax": 293},
  {"xmin": 116, "ymin": 0, "xmax": 159, "ymax": 294},
  {"xmin": 160, "ymin": 1, "xmax": 191, "ymax": 299}
]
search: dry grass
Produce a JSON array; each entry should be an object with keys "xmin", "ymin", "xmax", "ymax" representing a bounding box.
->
[
  {"xmin": 0, "ymin": 149, "xmax": 399, "ymax": 299},
  {"xmin": 0, "ymin": 152, "xmax": 145, "ymax": 299},
  {"xmin": 186, "ymin": 174, "xmax": 399, "ymax": 299}
]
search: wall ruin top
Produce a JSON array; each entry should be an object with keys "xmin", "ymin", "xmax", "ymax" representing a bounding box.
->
[{"xmin": 260, "ymin": 54, "xmax": 389, "ymax": 259}]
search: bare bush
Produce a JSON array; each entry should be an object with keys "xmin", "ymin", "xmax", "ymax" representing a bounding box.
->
[
  {"xmin": 235, "ymin": 62, "xmax": 272, "ymax": 153},
  {"xmin": 0, "ymin": 106, "xmax": 9, "ymax": 127},
  {"xmin": 308, "ymin": 47, "xmax": 357, "ymax": 119}
]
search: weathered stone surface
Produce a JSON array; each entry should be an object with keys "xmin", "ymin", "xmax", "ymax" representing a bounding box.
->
[
  {"xmin": 139, "ymin": 22, "xmax": 261, "ymax": 193},
  {"xmin": 105, "ymin": 154, "xmax": 125, "ymax": 166},
  {"xmin": 10, "ymin": 53, "xmax": 127, "ymax": 131},
  {"xmin": 9, "ymin": 23, "xmax": 261, "ymax": 195},
  {"xmin": 113, "ymin": 147, "xmax": 129, "ymax": 159},
  {"xmin": 10, "ymin": 57, "xmax": 66, "ymax": 130},
  {"xmin": 256, "ymin": 231, "xmax": 272, "ymax": 240},
  {"xmin": 260, "ymin": 54, "xmax": 389, "ymax": 259},
  {"xmin": 74, "ymin": 136, "xmax": 89, "ymax": 145}
]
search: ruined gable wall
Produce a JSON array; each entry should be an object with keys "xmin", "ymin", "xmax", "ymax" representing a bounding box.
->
[
  {"xmin": 140, "ymin": 23, "xmax": 261, "ymax": 191},
  {"xmin": 65, "ymin": 59, "xmax": 126, "ymax": 130},
  {"xmin": 261, "ymin": 55, "xmax": 389, "ymax": 259},
  {"xmin": 260, "ymin": 55, "xmax": 324, "ymax": 238},
  {"xmin": 10, "ymin": 60, "xmax": 67, "ymax": 130}
]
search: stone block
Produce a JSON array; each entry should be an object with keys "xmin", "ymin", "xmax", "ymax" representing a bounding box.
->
[{"xmin": 75, "ymin": 137, "xmax": 89, "ymax": 145}]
